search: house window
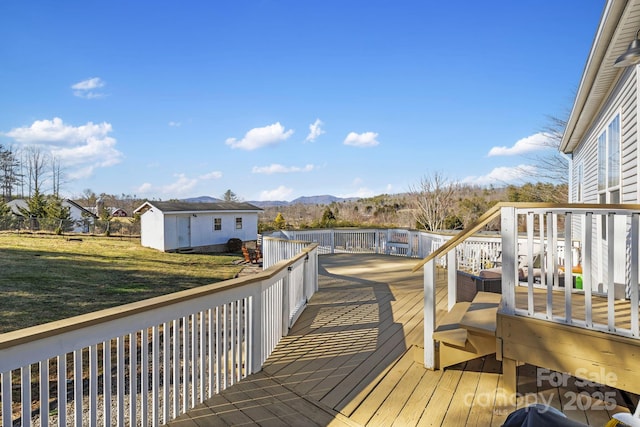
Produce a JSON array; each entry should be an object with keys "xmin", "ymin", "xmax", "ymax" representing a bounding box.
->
[
  {"xmin": 597, "ymin": 113, "xmax": 621, "ymax": 238},
  {"xmin": 235, "ymin": 217, "xmax": 243, "ymax": 229},
  {"xmin": 213, "ymin": 217, "xmax": 222, "ymax": 231},
  {"xmin": 597, "ymin": 114, "xmax": 621, "ymax": 198}
]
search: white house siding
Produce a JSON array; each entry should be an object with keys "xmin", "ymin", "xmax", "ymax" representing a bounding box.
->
[
  {"xmin": 569, "ymin": 66, "xmax": 638, "ymax": 294},
  {"xmin": 140, "ymin": 208, "xmax": 166, "ymax": 251},
  {"xmin": 189, "ymin": 212, "xmax": 258, "ymax": 248}
]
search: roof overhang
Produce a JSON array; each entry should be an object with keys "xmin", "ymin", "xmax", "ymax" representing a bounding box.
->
[{"xmin": 561, "ymin": 0, "xmax": 640, "ymax": 153}]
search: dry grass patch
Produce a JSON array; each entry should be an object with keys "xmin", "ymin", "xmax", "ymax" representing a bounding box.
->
[{"xmin": 0, "ymin": 233, "xmax": 244, "ymax": 333}]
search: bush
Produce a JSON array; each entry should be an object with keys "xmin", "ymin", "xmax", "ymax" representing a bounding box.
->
[{"xmin": 227, "ymin": 238, "xmax": 243, "ymax": 252}]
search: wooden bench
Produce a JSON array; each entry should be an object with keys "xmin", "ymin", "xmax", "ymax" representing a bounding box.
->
[{"xmin": 433, "ymin": 291, "xmax": 501, "ymax": 370}]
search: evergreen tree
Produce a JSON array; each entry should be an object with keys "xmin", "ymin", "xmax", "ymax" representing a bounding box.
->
[{"xmin": 222, "ymin": 189, "xmax": 239, "ymax": 202}]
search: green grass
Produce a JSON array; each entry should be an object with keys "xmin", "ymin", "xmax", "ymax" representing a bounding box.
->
[{"xmin": 0, "ymin": 233, "xmax": 244, "ymax": 333}]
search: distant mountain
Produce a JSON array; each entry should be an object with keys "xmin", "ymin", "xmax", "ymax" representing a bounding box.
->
[
  {"xmin": 249, "ymin": 195, "xmax": 359, "ymax": 207},
  {"xmin": 291, "ymin": 195, "xmax": 359, "ymax": 205},
  {"xmin": 181, "ymin": 195, "xmax": 359, "ymax": 207}
]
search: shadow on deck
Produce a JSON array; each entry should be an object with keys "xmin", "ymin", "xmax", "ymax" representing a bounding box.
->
[{"xmin": 167, "ymin": 254, "xmax": 636, "ymax": 427}]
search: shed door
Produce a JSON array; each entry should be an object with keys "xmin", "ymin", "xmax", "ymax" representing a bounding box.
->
[{"xmin": 177, "ymin": 216, "xmax": 191, "ymax": 248}]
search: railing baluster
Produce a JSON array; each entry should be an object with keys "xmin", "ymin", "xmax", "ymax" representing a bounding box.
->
[
  {"xmin": 129, "ymin": 332, "xmax": 137, "ymax": 427},
  {"xmin": 117, "ymin": 336, "xmax": 125, "ymax": 427},
  {"xmin": 182, "ymin": 315, "xmax": 188, "ymax": 413},
  {"xmin": 40, "ymin": 359, "xmax": 49, "ymax": 427},
  {"xmin": 546, "ymin": 212, "xmax": 554, "ymax": 319},
  {"xmin": 163, "ymin": 322, "xmax": 170, "ymax": 423},
  {"xmin": 21, "ymin": 365, "xmax": 31, "ymax": 427},
  {"xmin": 631, "ymin": 214, "xmax": 639, "ymax": 337},
  {"xmin": 141, "ymin": 328, "xmax": 149, "ymax": 426},
  {"xmin": 2, "ymin": 370, "xmax": 12, "ymax": 427},
  {"xmin": 199, "ymin": 311, "xmax": 205, "ymax": 404},
  {"xmin": 526, "ymin": 212, "xmax": 535, "ymax": 315},
  {"xmin": 584, "ymin": 212, "xmax": 593, "ymax": 328},
  {"xmin": 565, "ymin": 212, "xmax": 573, "ymax": 323},
  {"xmin": 102, "ymin": 341, "xmax": 110, "ymax": 427},
  {"xmin": 153, "ymin": 325, "xmax": 160, "ymax": 427},
  {"xmin": 608, "ymin": 213, "xmax": 615, "ymax": 331},
  {"xmin": 190, "ymin": 313, "xmax": 196, "ymax": 408},
  {"xmin": 73, "ymin": 349, "xmax": 82, "ymax": 427},
  {"xmin": 89, "ymin": 345, "xmax": 97, "ymax": 427},
  {"xmin": 172, "ymin": 319, "xmax": 179, "ymax": 419}
]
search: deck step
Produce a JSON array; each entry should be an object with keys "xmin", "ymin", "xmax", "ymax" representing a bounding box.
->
[
  {"xmin": 433, "ymin": 301, "xmax": 470, "ymax": 347},
  {"xmin": 434, "ymin": 292, "xmax": 501, "ymax": 370}
]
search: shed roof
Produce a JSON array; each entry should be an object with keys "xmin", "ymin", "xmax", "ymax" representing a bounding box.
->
[
  {"xmin": 134, "ymin": 201, "xmax": 262, "ymax": 215},
  {"xmin": 561, "ymin": 0, "xmax": 640, "ymax": 153}
]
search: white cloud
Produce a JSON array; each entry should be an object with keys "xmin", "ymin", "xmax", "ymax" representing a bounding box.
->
[
  {"xmin": 71, "ymin": 77, "xmax": 106, "ymax": 99},
  {"xmin": 168, "ymin": 121, "xmax": 182, "ymax": 127},
  {"xmin": 137, "ymin": 183, "xmax": 153, "ymax": 193},
  {"xmin": 199, "ymin": 171, "xmax": 223, "ymax": 180},
  {"xmin": 461, "ymin": 164, "xmax": 537, "ymax": 186},
  {"xmin": 225, "ymin": 122, "xmax": 294, "ymax": 150},
  {"xmin": 488, "ymin": 132, "xmax": 552, "ymax": 157},
  {"xmin": 162, "ymin": 173, "xmax": 198, "ymax": 195},
  {"xmin": 3, "ymin": 117, "xmax": 123, "ymax": 179},
  {"xmin": 259, "ymin": 185, "xmax": 294, "ymax": 201},
  {"xmin": 344, "ymin": 131, "xmax": 380, "ymax": 147},
  {"xmin": 305, "ymin": 119, "xmax": 325, "ymax": 142},
  {"xmin": 252, "ymin": 163, "xmax": 315, "ymax": 174}
]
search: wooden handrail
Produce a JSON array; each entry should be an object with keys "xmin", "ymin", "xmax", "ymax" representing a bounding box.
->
[{"xmin": 412, "ymin": 203, "xmax": 502, "ymax": 272}]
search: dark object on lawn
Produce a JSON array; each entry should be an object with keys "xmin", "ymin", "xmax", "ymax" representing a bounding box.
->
[{"xmin": 227, "ymin": 238, "xmax": 243, "ymax": 252}]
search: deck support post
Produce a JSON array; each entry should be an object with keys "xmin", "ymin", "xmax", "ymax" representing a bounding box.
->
[
  {"xmin": 502, "ymin": 357, "xmax": 517, "ymax": 400},
  {"xmin": 423, "ymin": 259, "xmax": 437, "ymax": 369}
]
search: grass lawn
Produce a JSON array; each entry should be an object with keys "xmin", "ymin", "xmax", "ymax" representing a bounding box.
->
[{"xmin": 0, "ymin": 233, "xmax": 245, "ymax": 334}]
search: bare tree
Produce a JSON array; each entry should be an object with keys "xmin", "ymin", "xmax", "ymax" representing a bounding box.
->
[
  {"xmin": 24, "ymin": 146, "xmax": 48, "ymax": 197},
  {"xmin": 408, "ymin": 172, "xmax": 459, "ymax": 231},
  {"xmin": 0, "ymin": 144, "xmax": 21, "ymax": 200},
  {"xmin": 51, "ymin": 155, "xmax": 68, "ymax": 197}
]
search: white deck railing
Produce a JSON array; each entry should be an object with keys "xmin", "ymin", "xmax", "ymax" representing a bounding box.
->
[
  {"xmin": 0, "ymin": 244, "xmax": 318, "ymax": 427},
  {"xmin": 418, "ymin": 203, "xmax": 640, "ymax": 369},
  {"xmin": 500, "ymin": 204, "xmax": 640, "ymax": 338}
]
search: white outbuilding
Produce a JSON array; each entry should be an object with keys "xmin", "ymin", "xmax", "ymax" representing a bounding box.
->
[{"xmin": 133, "ymin": 201, "xmax": 262, "ymax": 252}]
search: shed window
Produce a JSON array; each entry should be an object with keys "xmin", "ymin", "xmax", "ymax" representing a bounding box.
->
[
  {"xmin": 213, "ymin": 217, "xmax": 222, "ymax": 231},
  {"xmin": 235, "ymin": 217, "xmax": 243, "ymax": 229}
]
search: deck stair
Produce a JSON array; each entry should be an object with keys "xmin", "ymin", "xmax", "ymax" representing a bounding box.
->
[{"xmin": 433, "ymin": 291, "xmax": 501, "ymax": 369}]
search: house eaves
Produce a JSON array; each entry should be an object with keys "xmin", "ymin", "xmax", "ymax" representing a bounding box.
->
[{"xmin": 561, "ymin": 0, "xmax": 640, "ymax": 153}]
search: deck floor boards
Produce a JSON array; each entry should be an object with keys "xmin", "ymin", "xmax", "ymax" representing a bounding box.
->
[{"xmin": 166, "ymin": 254, "xmax": 637, "ymax": 426}]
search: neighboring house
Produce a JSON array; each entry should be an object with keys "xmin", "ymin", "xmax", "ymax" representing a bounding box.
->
[
  {"xmin": 560, "ymin": 0, "xmax": 640, "ymax": 297},
  {"xmin": 134, "ymin": 201, "xmax": 262, "ymax": 252},
  {"xmin": 7, "ymin": 198, "xmax": 97, "ymax": 233},
  {"xmin": 86, "ymin": 206, "xmax": 128, "ymax": 217}
]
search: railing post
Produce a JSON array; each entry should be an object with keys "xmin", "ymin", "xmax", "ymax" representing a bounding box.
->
[
  {"xmin": 283, "ymin": 268, "xmax": 291, "ymax": 335},
  {"xmin": 501, "ymin": 206, "xmax": 517, "ymax": 314},
  {"xmin": 423, "ymin": 259, "xmax": 437, "ymax": 369},
  {"xmin": 447, "ymin": 250, "xmax": 457, "ymax": 310},
  {"xmin": 251, "ymin": 284, "xmax": 264, "ymax": 374},
  {"xmin": 330, "ymin": 230, "xmax": 335, "ymax": 254}
]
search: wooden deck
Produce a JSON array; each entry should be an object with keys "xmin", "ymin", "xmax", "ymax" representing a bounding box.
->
[{"xmin": 167, "ymin": 254, "xmax": 637, "ymax": 427}]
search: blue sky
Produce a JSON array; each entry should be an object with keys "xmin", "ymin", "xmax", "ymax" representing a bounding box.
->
[{"xmin": 0, "ymin": 1, "xmax": 604, "ymax": 202}]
